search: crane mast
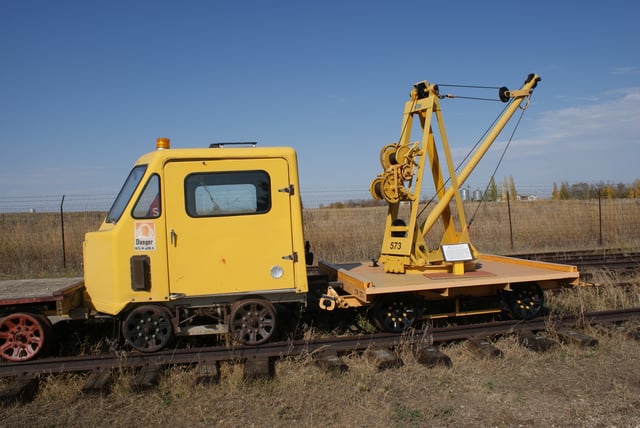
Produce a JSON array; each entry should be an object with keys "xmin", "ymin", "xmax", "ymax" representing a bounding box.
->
[{"xmin": 370, "ymin": 73, "xmax": 541, "ymax": 274}]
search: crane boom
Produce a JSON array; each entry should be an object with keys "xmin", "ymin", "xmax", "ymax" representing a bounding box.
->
[{"xmin": 370, "ymin": 73, "xmax": 541, "ymax": 274}]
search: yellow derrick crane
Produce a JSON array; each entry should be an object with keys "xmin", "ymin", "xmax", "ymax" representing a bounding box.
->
[{"xmin": 370, "ymin": 73, "xmax": 541, "ymax": 274}]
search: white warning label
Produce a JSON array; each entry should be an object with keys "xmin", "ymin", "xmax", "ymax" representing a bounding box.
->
[{"xmin": 134, "ymin": 221, "xmax": 156, "ymax": 251}]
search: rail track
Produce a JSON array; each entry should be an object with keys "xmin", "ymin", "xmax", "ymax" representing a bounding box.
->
[
  {"xmin": 512, "ymin": 249, "xmax": 640, "ymax": 277},
  {"xmin": 1, "ymin": 250, "xmax": 638, "ymax": 403},
  {"xmin": 1, "ymin": 306, "xmax": 639, "ymax": 402}
]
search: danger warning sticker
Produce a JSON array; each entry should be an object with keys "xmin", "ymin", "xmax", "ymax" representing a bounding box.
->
[{"xmin": 134, "ymin": 221, "xmax": 156, "ymax": 251}]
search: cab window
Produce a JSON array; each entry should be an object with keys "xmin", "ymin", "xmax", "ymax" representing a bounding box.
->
[
  {"xmin": 106, "ymin": 165, "xmax": 147, "ymax": 223},
  {"xmin": 185, "ymin": 171, "xmax": 270, "ymax": 217},
  {"xmin": 133, "ymin": 174, "xmax": 161, "ymax": 218}
]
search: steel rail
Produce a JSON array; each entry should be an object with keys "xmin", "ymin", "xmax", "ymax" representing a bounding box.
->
[
  {"xmin": 513, "ymin": 249, "xmax": 640, "ymax": 268},
  {"xmin": 1, "ymin": 307, "xmax": 639, "ymax": 379}
]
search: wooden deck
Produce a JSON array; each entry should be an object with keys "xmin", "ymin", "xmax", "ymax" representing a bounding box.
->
[
  {"xmin": 322, "ymin": 254, "xmax": 580, "ymax": 298},
  {"xmin": 0, "ymin": 277, "xmax": 84, "ymax": 306}
]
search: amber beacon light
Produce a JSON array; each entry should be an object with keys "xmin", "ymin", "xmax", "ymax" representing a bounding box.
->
[{"xmin": 156, "ymin": 137, "xmax": 170, "ymax": 150}]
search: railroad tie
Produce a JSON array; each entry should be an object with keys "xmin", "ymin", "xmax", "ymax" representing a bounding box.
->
[
  {"xmin": 194, "ymin": 362, "xmax": 221, "ymax": 385},
  {"xmin": 0, "ymin": 375, "xmax": 39, "ymax": 405},
  {"xmin": 516, "ymin": 332, "xmax": 557, "ymax": 352},
  {"xmin": 243, "ymin": 356, "xmax": 275, "ymax": 380},
  {"xmin": 315, "ymin": 350, "xmax": 349, "ymax": 374},
  {"xmin": 413, "ymin": 345, "xmax": 453, "ymax": 368},
  {"xmin": 556, "ymin": 329, "xmax": 598, "ymax": 348},
  {"xmin": 365, "ymin": 347, "xmax": 403, "ymax": 371},
  {"xmin": 81, "ymin": 369, "xmax": 113, "ymax": 396},
  {"xmin": 131, "ymin": 365, "xmax": 162, "ymax": 392},
  {"xmin": 466, "ymin": 338, "xmax": 503, "ymax": 359}
]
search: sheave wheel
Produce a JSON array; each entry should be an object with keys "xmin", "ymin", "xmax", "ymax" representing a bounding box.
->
[
  {"xmin": 122, "ymin": 305, "xmax": 174, "ymax": 352},
  {"xmin": 0, "ymin": 312, "xmax": 52, "ymax": 362},
  {"xmin": 508, "ymin": 283, "xmax": 544, "ymax": 320},
  {"xmin": 230, "ymin": 299, "xmax": 277, "ymax": 345},
  {"xmin": 373, "ymin": 295, "xmax": 417, "ymax": 333}
]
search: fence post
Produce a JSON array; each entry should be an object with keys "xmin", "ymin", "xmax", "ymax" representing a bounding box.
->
[
  {"xmin": 598, "ymin": 191, "xmax": 603, "ymax": 247},
  {"xmin": 60, "ymin": 195, "xmax": 66, "ymax": 269},
  {"xmin": 506, "ymin": 191, "xmax": 514, "ymax": 250}
]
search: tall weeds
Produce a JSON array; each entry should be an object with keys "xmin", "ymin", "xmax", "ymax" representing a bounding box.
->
[{"xmin": 1, "ymin": 199, "xmax": 639, "ymax": 278}]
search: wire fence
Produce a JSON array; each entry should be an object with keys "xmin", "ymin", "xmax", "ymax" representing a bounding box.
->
[
  {"xmin": 1, "ymin": 194, "xmax": 639, "ymax": 279},
  {"xmin": 0, "ymin": 184, "xmax": 557, "ymax": 213},
  {"xmin": 0, "ymin": 194, "xmax": 116, "ymax": 213},
  {"xmin": 0, "ymin": 192, "xmax": 381, "ymax": 213}
]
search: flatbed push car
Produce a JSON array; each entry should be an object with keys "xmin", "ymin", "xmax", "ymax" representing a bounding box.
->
[{"xmin": 0, "ymin": 73, "xmax": 580, "ymax": 362}]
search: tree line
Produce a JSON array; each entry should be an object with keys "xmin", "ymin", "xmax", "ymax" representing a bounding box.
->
[
  {"xmin": 551, "ymin": 180, "xmax": 640, "ymax": 200},
  {"xmin": 317, "ymin": 178, "xmax": 640, "ymax": 208}
]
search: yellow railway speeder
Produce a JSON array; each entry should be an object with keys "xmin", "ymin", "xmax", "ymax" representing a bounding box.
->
[{"xmin": 0, "ymin": 73, "xmax": 580, "ymax": 361}]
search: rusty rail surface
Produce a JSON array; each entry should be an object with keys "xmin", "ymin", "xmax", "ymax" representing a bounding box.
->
[
  {"xmin": 1, "ymin": 307, "xmax": 639, "ymax": 379},
  {"xmin": 514, "ymin": 249, "xmax": 640, "ymax": 274}
]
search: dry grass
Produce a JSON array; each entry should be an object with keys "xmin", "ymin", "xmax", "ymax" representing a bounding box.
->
[
  {"xmin": 1, "ymin": 199, "xmax": 639, "ymax": 277},
  {"xmin": 303, "ymin": 199, "xmax": 640, "ymax": 263},
  {"xmin": 547, "ymin": 271, "xmax": 640, "ymax": 316},
  {"xmin": 2, "ymin": 327, "xmax": 640, "ymax": 427},
  {"xmin": 1, "ymin": 200, "xmax": 640, "ymax": 425},
  {"xmin": 0, "ymin": 212, "xmax": 102, "ymax": 278}
]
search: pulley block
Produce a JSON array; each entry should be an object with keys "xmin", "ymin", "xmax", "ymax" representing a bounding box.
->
[
  {"xmin": 370, "ymin": 176, "xmax": 384, "ymax": 200},
  {"xmin": 380, "ymin": 143, "xmax": 398, "ymax": 169},
  {"xmin": 498, "ymin": 86, "xmax": 510, "ymax": 102},
  {"xmin": 381, "ymin": 172, "xmax": 400, "ymax": 203}
]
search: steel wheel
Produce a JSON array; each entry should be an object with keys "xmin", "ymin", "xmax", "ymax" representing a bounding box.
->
[
  {"xmin": 0, "ymin": 312, "xmax": 52, "ymax": 362},
  {"xmin": 230, "ymin": 299, "xmax": 277, "ymax": 345},
  {"xmin": 373, "ymin": 295, "xmax": 417, "ymax": 333},
  {"xmin": 122, "ymin": 305, "xmax": 174, "ymax": 352},
  {"xmin": 508, "ymin": 283, "xmax": 544, "ymax": 320}
]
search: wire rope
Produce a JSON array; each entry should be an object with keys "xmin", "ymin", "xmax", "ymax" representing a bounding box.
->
[
  {"xmin": 440, "ymin": 95, "xmax": 503, "ymax": 102},
  {"xmin": 387, "ymin": 82, "xmax": 528, "ymax": 232},
  {"xmin": 436, "ymin": 83, "xmax": 502, "ymax": 90},
  {"xmin": 467, "ymin": 96, "xmax": 531, "ymax": 226},
  {"xmin": 415, "ymin": 100, "xmax": 513, "ymax": 220}
]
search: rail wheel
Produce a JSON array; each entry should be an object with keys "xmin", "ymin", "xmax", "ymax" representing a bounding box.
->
[
  {"xmin": 0, "ymin": 312, "xmax": 52, "ymax": 362},
  {"xmin": 507, "ymin": 283, "xmax": 544, "ymax": 320},
  {"xmin": 122, "ymin": 305, "xmax": 174, "ymax": 352},
  {"xmin": 230, "ymin": 298, "xmax": 277, "ymax": 345},
  {"xmin": 372, "ymin": 295, "xmax": 417, "ymax": 333}
]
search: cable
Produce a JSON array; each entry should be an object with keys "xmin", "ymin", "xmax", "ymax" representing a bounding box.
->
[
  {"xmin": 437, "ymin": 82, "xmax": 508, "ymax": 102},
  {"xmin": 440, "ymin": 95, "xmax": 503, "ymax": 102},
  {"xmin": 468, "ymin": 96, "xmax": 530, "ymax": 226},
  {"xmin": 396, "ymin": 96, "xmax": 418, "ymax": 147},
  {"xmin": 388, "ymin": 82, "xmax": 522, "ymax": 223},
  {"xmin": 415, "ymin": 100, "xmax": 513, "ymax": 220},
  {"xmin": 436, "ymin": 83, "xmax": 502, "ymax": 90}
]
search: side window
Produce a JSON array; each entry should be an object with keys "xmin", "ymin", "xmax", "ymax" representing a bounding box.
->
[
  {"xmin": 185, "ymin": 171, "xmax": 270, "ymax": 217},
  {"xmin": 133, "ymin": 174, "xmax": 161, "ymax": 218}
]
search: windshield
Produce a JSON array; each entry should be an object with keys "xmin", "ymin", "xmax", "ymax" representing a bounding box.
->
[{"xmin": 106, "ymin": 165, "xmax": 147, "ymax": 223}]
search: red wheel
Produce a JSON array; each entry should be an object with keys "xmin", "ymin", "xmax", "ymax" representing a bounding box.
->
[{"xmin": 0, "ymin": 313, "xmax": 52, "ymax": 362}]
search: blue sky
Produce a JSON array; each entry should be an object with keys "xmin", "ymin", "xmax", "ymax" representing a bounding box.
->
[{"xmin": 1, "ymin": 1, "xmax": 638, "ymax": 210}]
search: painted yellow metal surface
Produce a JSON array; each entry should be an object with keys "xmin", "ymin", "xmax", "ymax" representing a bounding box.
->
[
  {"xmin": 372, "ymin": 74, "xmax": 541, "ymax": 274},
  {"xmin": 164, "ymin": 158, "xmax": 299, "ymax": 296},
  {"xmin": 320, "ymin": 253, "xmax": 579, "ymax": 302},
  {"xmin": 83, "ymin": 145, "xmax": 308, "ymax": 315}
]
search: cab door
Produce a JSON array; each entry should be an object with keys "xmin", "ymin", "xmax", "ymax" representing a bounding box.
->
[{"xmin": 164, "ymin": 158, "xmax": 297, "ymax": 297}]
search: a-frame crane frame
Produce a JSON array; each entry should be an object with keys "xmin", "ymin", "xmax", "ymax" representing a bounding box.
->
[{"xmin": 370, "ymin": 73, "xmax": 541, "ymax": 274}]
